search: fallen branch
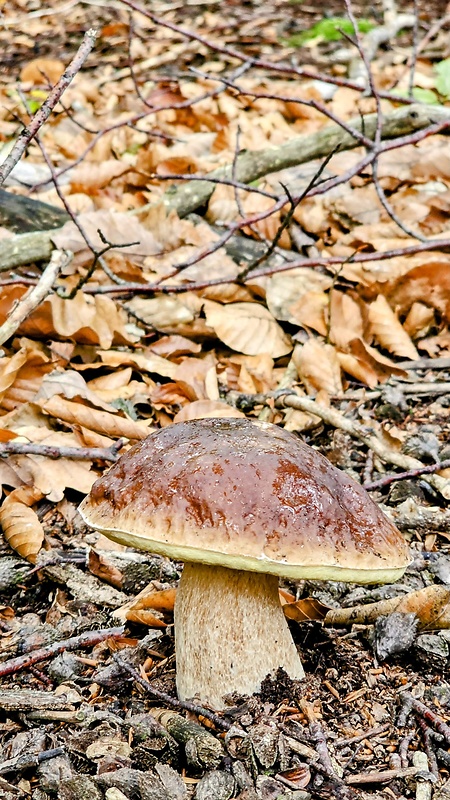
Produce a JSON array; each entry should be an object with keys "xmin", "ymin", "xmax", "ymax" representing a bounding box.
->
[
  {"xmin": 1, "ymin": 105, "xmax": 450, "ymax": 274},
  {"xmin": 0, "ymin": 627, "xmax": 125, "ymax": 678},
  {"xmin": 0, "ymin": 439, "xmax": 125, "ymax": 462},
  {"xmin": 0, "ymin": 29, "xmax": 97, "ymax": 187},
  {"xmin": 0, "ymin": 249, "xmax": 71, "ymax": 346},
  {"xmin": 147, "ymin": 104, "xmax": 450, "ymax": 219}
]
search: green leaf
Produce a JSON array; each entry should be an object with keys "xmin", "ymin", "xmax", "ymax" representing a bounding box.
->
[
  {"xmin": 435, "ymin": 58, "xmax": 450, "ymax": 98},
  {"xmin": 395, "ymin": 87, "xmax": 440, "ymax": 104},
  {"xmin": 287, "ymin": 16, "xmax": 375, "ymax": 47}
]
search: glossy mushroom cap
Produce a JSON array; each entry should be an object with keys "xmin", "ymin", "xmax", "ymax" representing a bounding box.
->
[{"xmin": 79, "ymin": 418, "xmax": 410, "ymax": 584}]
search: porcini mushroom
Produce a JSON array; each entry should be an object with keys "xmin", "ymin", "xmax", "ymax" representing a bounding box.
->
[{"xmin": 78, "ymin": 418, "xmax": 410, "ymax": 709}]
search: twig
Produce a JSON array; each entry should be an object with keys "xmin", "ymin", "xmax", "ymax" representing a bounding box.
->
[
  {"xmin": 0, "ymin": 250, "xmax": 71, "ymax": 346},
  {"xmin": 113, "ymin": 654, "xmax": 232, "ymax": 731},
  {"xmin": 299, "ymin": 700, "xmax": 353, "ymax": 800},
  {"xmin": 0, "ymin": 29, "xmax": 97, "ymax": 187},
  {"xmin": 0, "ymin": 440, "xmax": 125, "ymax": 462},
  {"xmin": 402, "ymin": 692, "xmax": 450, "ymax": 746},
  {"xmin": 364, "ymin": 459, "xmax": 450, "ymax": 491},
  {"xmin": 399, "ymin": 731, "xmax": 415, "ymax": 766},
  {"xmin": 335, "ymin": 723, "xmax": 391, "ymax": 747},
  {"xmin": 0, "ymin": 627, "xmax": 125, "ymax": 678},
  {"xmin": 417, "ymin": 720, "xmax": 439, "ymax": 780},
  {"xmin": 346, "ymin": 766, "xmax": 419, "ymax": 785}
]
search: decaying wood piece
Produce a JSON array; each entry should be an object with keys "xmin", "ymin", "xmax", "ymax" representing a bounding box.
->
[
  {"xmin": 0, "ymin": 689, "xmax": 74, "ymax": 712},
  {"xmin": 0, "ymin": 229, "xmax": 55, "ymax": 272},
  {"xmin": 150, "ymin": 708, "xmax": 224, "ymax": 770},
  {"xmin": 44, "ymin": 563, "xmax": 128, "ymax": 608},
  {"xmin": 0, "ymin": 188, "xmax": 69, "ymax": 233}
]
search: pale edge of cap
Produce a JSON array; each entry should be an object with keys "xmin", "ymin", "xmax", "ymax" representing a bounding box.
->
[{"xmin": 78, "ymin": 503, "xmax": 410, "ymax": 586}]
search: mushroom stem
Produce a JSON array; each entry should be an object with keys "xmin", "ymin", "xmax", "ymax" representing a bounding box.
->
[{"xmin": 175, "ymin": 563, "xmax": 304, "ymax": 710}]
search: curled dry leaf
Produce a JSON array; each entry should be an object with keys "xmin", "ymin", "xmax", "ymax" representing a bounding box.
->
[
  {"xmin": 173, "ymin": 399, "xmax": 246, "ymax": 422},
  {"xmin": 97, "ymin": 349, "xmax": 177, "ymax": 380},
  {"xmin": 204, "ymin": 300, "xmax": 292, "ymax": 358},
  {"xmin": 39, "ymin": 396, "xmax": 152, "ymax": 440},
  {"xmin": 125, "ymin": 609, "xmax": 168, "ymax": 627},
  {"xmin": 293, "ymin": 339, "xmax": 343, "ymax": 396},
  {"xmin": 337, "ymin": 338, "xmax": 407, "ymax": 388},
  {"xmin": 368, "ymin": 295, "xmax": 419, "ymax": 360},
  {"xmin": 388, "ymin": 261, "xmax": 450, "ymax": 321},
  {"xmin": 0, "ymin": 485, "xmax": 45, "ymax": 563},
  {"xmin": 328, "ymin": 290, "xmax": 365, "ymax": 350},
  {"xmin": 324, "ymin": 585, "xmax": 450, "ymax": 631},
  {"xmin": 280, "ymin": 591, "xmax": 331, "ymax": 623},
  {"xmin": 88, "ymin": 550, "xmax": 124, "ymax": 590},
  {"xmin": 403, "ymin": 302, "xmax": 436, "ymax": 339}
]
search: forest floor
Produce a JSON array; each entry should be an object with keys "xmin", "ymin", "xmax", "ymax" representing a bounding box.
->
[{"xmin": 1, "ymin": 0, "xmax": 450, "ymax": 799}]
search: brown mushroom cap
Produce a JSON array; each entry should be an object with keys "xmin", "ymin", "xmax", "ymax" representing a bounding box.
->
[{"xmin": 79, "ymin": 418, "xmax": 409, "ymax": 584}]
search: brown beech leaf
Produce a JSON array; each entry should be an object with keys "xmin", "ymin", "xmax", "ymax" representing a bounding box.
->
[
  {"xmin": 0, "ymin": 289, "xmax": 137, "ymax": 349},
  {"xmin": 97, "ymin": 349, "xmax": 177, "ymax": 380},
  {"xmin": 0, "ymin": 486, "xmax": 45, "ymax": 563},
  {"xmin": 20, "ymin": 57, "xmax": 65, "ymax": 84},
  {"xmin": 173, "ymin": 399, "xmax": 246, "ymax": 422},
  {"xmin": 0, "ymin": 349, "xmax": 28, "ymax": 403},
  {"xmin": 132, "ymin": 588, "xmax": 177, "ymax": 613},
  {"xmin": 204, "ymin": 301, "xmax": 292, "ymax": 357},
  {"xmin": 387, "ymin": 261, "xmax": 450, "ymax": 321},
  {"xmin": 125, "ymin": 294, "xmax": 212, "ymax": 338},
  {"xmin": 368, "ymin": 295, "xmax": 419, "ymax": 360},
  {"xmin": 403, "ymin": 302, "xmax": 436, "ymax": 339},
  {"xmin": 337, "ymin": 338, "xmax": 407, "ymax": 388},
  {"xmin": 39, "ymin": 396, "xmax": 152, "ymax": 440},
  {"xmin": 279, "ymin": 588, "xmax": 331, "ymax": 622},
  {"xmin": 266, "ymin": 268, "xmax": 332, "ymax": 328},
  {"xmin": 125, "ymin": 610, "xmax": 168, "ymax": 628},
  {"xmin": 329, "ymin": 290, "xmax": 365, "ymax": 349},
  {"xmin": 52, "ymin": 210, "xmax": 161, "ymax": 266},
  {"xmin": 293, "ymin": 340, "xmax": 343, "ymax": 395},
  {"xmin": 88, "ymin": 550, "xmax": 123, "ymax": 590}
]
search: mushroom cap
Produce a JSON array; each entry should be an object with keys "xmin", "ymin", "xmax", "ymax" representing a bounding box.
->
[{"xmin": 78, "ymin": 418, "xmax": 410, "ymax": 583}]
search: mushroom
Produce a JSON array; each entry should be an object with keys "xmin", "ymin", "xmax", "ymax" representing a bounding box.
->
[{"xmin": 78, "ymin": 418, "xmax": 410, "ymax": 710}]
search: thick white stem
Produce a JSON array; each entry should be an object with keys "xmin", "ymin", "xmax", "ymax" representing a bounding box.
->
[{"xmin": 175, "ymin": 563, "xmax": 304, "ymax": 710}]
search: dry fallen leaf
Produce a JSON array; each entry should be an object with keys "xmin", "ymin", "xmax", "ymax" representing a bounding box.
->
[
  {"xmin": 39, "ymin": 396, "xmax": 152, "ymax": 441},
  {"xmin": 293, "ymin": 339, "xmax": 343, "ymax": 395},
  {"xmin": 204, "ymin": 300, "xmax": 292, "ymax": 357},
  {"xmin": 88, "ymin": 550, "xmax": 124, "ymax": 590},
  {"xmin": 368, "ymin": 294, "xmax": 419, "ymax": 360},
  {"xmin": 0, "ymin": 485, "xmax": 45, "ymax": 563}
]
